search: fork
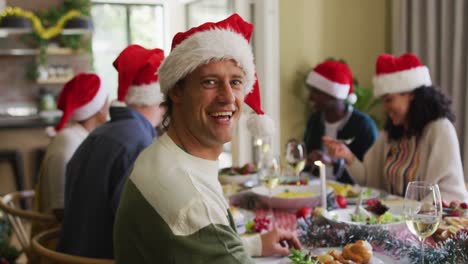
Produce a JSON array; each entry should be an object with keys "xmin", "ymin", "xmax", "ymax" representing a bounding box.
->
[
  {"xmin": 338, "ymin": 137, "xmax": 355, "ymax": 145},
  {"xmin": 354, "ymin": 189, "xmax": 372, "ymax": 218}
]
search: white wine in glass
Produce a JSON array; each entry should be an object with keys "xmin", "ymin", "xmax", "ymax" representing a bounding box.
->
[
  {"xmin": 258, "ymin": 154, "xmax": 280, "ymax": 223},
  {"xmin": 285, "ymin": 139, "xmax": 307, "ymax": 183},
  {"xmin": 404, "ymin": 181, "xmax": 442, "ymax": 264}
]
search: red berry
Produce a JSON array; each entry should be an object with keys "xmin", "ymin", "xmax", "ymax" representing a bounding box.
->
[
  {"xmin": 442, "ymin": 200, "xmax": 449, "ymax": 208},
  {"xmin": 296, "ymin": 207, "xmax": 312, "ymax": 219},
  {"xmin": 336, "ymin": 195, "xmax": 347, "ymax": 208},
  {"xmin": 460, "ymin": 202, "xmax": 467, "ymax": 209},
  {"xmin": 450, "ymin": 201, "xmax": 458, "ymax": 208},
  {"xmin": 449, "ymin": 210, "xmax": 462, "ymax": 217}
]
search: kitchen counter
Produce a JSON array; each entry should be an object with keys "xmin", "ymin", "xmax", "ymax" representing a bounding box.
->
[{"xmin": 0, "ymin": 115, "xmax": 60, "ymax": 129}]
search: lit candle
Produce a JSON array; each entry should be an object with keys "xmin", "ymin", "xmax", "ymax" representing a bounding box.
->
[{"xmin": 314, "ymin": 160, "xmax": 327, "ymax": 209}]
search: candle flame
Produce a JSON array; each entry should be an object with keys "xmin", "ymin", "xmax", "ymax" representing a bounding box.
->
[{"xmin": 314, "ymin": 160, "xmax": 323, "ymax": 166}]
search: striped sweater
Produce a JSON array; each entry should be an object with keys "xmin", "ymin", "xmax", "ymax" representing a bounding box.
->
[
  {"xmin": 346, "ymin": 118, "xmax": 468, "ymax": 201},
  {"xmin": 114, "ymin": 133, "xmax": 261, "ymax": 263}
]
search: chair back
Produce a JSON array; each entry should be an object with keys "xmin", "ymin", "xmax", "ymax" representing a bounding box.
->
[
  {"xmin": 32, "ymin": 227, "xmax": 114, "ymax": 264},
  {"xmin": 0, "ymin": 190, "xmax": 57, "ymax": 259}
]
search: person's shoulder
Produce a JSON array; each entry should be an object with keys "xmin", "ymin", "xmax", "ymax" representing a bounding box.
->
[
  {"xmin": 424, "ymin": 118, "xmax": 456, "ymax": 136},
  {"xmin": 425, "ymin": 117, "xmax": 455, "ymax": 131},
  {"xmin": 351, "ymin": 109, "xmax": 375, "ymax": 123},
  {"xmin": 349, "ymin": 109, "xmax": 378, "ymax": 129}
]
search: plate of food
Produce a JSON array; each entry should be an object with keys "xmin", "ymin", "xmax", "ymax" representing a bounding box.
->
[
  {"xmin": 283, "ymin": 240, "xmax": 398, "ymax": 264},
  {"xmin": 326, "ymin": 181, "xmax": 380, "ymax": 204},
  {"xmin": 219, "ymin": 163, "xmax": 257, "ymax": 184},
  {"xmin": 323, "ymin": 200, "xmax": 404, "ymax": 227},
  {"xmin": 251, "ymin": 185, "xmax": 333, "ymax": 210}
]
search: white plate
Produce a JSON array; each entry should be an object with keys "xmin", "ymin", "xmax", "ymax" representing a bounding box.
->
[
  {"xmin": 346, "ymin": 188, "xmax": 381, "ymax": 204},
  {"xmin": 254, "ymin": 247, "xmax": 400, "ymax": 264},
  {"xmin": 219, "ymin": 173, "xmax": 257, "ymax": 184},
  {"xmin": 323, "ymin": 207, "xmax": 405, "ymax": 227},
  {"xmin": 251, "ymin": 185, "xmax": 333, "ymax": 210},
  {"xmin": 231, "ymin": 208, "xmax": 255, "ymax": 230}
]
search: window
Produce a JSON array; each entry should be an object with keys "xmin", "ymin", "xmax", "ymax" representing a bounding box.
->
[{"xmin": 91, "ymin": 1, "xmax": 164, "ymax": 101}]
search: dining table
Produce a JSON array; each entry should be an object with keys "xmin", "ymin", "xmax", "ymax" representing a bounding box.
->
[{"xmin": 226, "ymin": 178, "xmax": 468, "ymax": 264}]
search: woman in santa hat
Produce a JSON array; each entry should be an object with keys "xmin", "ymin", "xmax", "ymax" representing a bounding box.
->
[{"xmin": 324, "ymin": 53, "xmax": 468, "ymax": 201}]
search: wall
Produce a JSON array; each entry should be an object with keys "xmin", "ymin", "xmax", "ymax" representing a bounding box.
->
[
  {"xmin": 0, "ymin": 0, "xmax": 91, "ymax": 194},
  {"xmin": 0, "ymin": 0, "xmax": 92, "ymax": 104},
  {"xmin": 279, "ymin": 0, "xmax": 391, "ymax": 151}
]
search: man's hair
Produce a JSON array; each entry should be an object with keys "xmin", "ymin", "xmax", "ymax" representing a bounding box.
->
[
  {"xmin": 384, "ymin": 86, "xmax": 455, "ymax": 140},
  {"xmin": 161, "ymin": 79, "xmax": 185, "ymax": 130}
]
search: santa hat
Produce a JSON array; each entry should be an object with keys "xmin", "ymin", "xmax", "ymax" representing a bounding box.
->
[
  {"xmin": 55, "ymin": 73, "xmax": 107, "ymax": 131},
  {"xmin": 306, "ymin": 60, "xmax": 357, "ymax": 104},
  {"xmin": 158, "ymin": 13, "xmax": 274, "ymax": 137},
  {"xmin": 373, "ymin": 53, "xmax": 432, "ymax": 97},
  {"xmin": 113, "ymin": 44, "xmax": 165, "ymax": 106}
]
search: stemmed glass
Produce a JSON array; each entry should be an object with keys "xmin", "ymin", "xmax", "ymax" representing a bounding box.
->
[
  {"xmin": 404, "ymin": 181, "xmax": 443, "ymax": 264},
  {"xmin": 285, "ymin": 139, "xmax": 307, "ymax": 184},
  {"xmin": 258, "ymin": 153, "xmax": 280, "ymax": 223}
]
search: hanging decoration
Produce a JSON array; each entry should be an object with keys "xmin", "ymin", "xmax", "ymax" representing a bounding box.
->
[{"xmin": 0, "ymin": 6, "xmax": 81, "ymax": 39}]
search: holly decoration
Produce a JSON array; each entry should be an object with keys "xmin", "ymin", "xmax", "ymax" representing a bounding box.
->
[
  {"xmin": 296, "ymin": 207, "xmax": 312, "ymax": 219},
  {"xmin": 443, "ymin": 200, "xmax": 467, "ymax": 217},
  {"xmin": 297, "ymin": 214, "xmax": 468, "ymax": 263},
  {"xmin": 336, "ymin": 195, "xmax": 347, "ymax": 208},
  {"xmin": 245, "ymin": 217, "xmax": 270, "ymax": 233}
]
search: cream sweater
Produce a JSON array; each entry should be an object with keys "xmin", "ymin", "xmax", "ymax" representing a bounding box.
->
[{"xmin": 346, "ymin": 118, "xmax": 468, "ymax": 201}]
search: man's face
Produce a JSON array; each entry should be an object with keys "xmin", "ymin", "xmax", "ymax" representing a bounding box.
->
[
  {"xmin": 308, "ymin": 86, "xmax": 339, "ymax": 112},
  {"xmin": 172, "ymin": 59, "xmax": 245, "ymax": 148}
]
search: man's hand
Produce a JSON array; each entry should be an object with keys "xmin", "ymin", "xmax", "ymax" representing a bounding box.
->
[
  {"xmin": 260, "ymin": 226, "xmax": 301, "ymax": 256},
  {"xmin": 322, "ymin": 136, "xmax": 354, "ymax": 165}
]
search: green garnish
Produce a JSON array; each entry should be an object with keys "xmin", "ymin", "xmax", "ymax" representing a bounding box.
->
[
  {"xmin": 288, "ymin": 249, "xmax": 318, "ymax": 264},
  {"xmin": 363, "ymin": 188, "xmax": 373, "ymax": 197}
]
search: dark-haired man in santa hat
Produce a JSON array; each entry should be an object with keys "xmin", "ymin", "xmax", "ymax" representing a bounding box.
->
[
  {"xmin": 114, "ymin": 14, "xmax": 300, "ymax": 264},
  {"xmin": 304, "ymin": 60, "xmax": 378, "ymax": 184},
  {"xmin": 57, "ymin": 45, "xmax": 166, "ymax": 259},
  {"xmin": 36, "ymin": 73, "xmax": 109, "ymax": 218}
]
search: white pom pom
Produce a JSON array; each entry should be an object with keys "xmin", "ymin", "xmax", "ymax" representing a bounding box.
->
[
  {"xmin": 347, "ymin": 93, "xmax": 357, "ymax": 104},
  {"xmin": 246, "ymin": 114, "xmax": 275, "ymax": 138}
]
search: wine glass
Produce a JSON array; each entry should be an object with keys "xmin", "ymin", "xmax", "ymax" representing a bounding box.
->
[
  {"xmin": 258, "ymin": 153, "xmax": 280, "ymax": 223},
  {"xmin": 404, "ymin": 181, "xmax": 443, "ymax": 264},
  {"xmin": 285, "ymin": 139, "xmax": 307, "ymax": 184}
]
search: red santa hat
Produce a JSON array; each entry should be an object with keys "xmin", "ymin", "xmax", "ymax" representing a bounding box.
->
[
  {"xmin": 113, "ymin": 44, "xmax": 165, "ymax": 106},
  {"xmin": 158, "ymin": 13, "xmax": 274, "ymax": 137},
  {"xmin": 306, "ymin": 60, "xmax": 357, "ymax": 104},
  {"xmin": 373, "ymin": 53, "xmax": 432, "ymax": 97},
  {"xmin": 55, "ymin": 73, "xmax": 108, "ymax": 131}
]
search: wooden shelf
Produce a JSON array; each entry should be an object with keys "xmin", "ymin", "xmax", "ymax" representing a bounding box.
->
[
  {"xmin": 37, "ymin": 77, "xmax": 73, "ymax": 85},
  {"xmin": 0, "ymin": 47, "xmax": 83, "ymax": 56}
]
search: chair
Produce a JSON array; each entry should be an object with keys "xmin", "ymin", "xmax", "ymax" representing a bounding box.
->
[
  {"xmin": 0, "ymin": 150, "xmax": 26, "ymax": 208},
  {"xmin": 32, "ymin": 227, "xmax": 114, "ymax": 264},
  {"xmin": 0, "ymin": 190, "xmax": 57, "ymax": 260}
]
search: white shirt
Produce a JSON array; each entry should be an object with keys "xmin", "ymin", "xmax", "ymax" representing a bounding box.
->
[{"xmin": 39, "ymin": 123, "xmax": 88, "ymax": 213}]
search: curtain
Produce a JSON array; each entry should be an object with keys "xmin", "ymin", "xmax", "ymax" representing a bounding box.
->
[{"xmin": 392, "ymin": 0, "xmax": 468, "ymax": 182}]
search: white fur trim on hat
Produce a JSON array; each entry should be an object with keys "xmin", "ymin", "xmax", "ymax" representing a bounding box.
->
[
  {"xmin": 125, "ymin": 82, "xmax": 163, "ymax": 106},
  {"xmin": 71, "ymin": 84, "xmax": 108, "ymax": 121},
  {"xmin": 158, "ymin": 28, "xmax": 255, "ymax": 96},
  {"xmin": 373, "ymin": 66, "xmax": 432, "ymax": 97},
  {"xmin": 247, "ymin": 114, "xmax": 275, "ymax": 138},
  {"xmin": 306, "ymin": 71, "xmax": 350, "ymax": 100},
  {"xmin": 347, "ymin": 93, "xmax": 357, "ymax": 104}
]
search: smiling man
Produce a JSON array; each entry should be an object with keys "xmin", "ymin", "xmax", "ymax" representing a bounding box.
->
[{"xmin": 114, "ymin": 14, "xmax": 300, "ymax": 264}]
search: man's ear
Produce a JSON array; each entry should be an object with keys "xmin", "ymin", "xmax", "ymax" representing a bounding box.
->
[{"xmin": 169, "ymin": 84, "xmax": 183, "ymax": 104}]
